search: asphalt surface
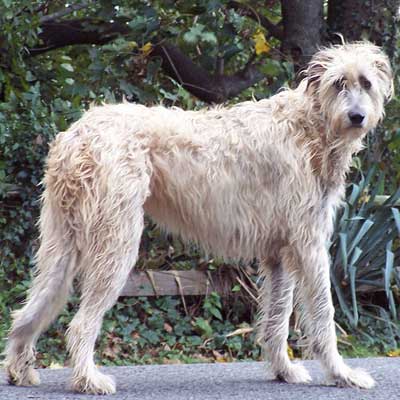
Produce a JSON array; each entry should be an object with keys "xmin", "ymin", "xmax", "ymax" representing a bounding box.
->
[{"xmin": 1, "ymin": 358, "xmax": 399, "ymax": 400}]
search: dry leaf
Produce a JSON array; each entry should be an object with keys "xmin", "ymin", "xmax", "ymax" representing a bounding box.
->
[
  {"xmin": 225, "ymin": 327, "xmax": 253, "ymax": 338},
  {"xmin": 131, "ymin": 331, "xmax": 140, "ymax": 339},
  {"xmin": 387, "ymin": 349, "xmax": 400, "ymax": 357},
  {"xmin": 140, "ymin": 42, "xmax": 153, "ymax": 56},
  {"xmin": 212, "ymin": 350, "xmax": 227, "ymax": 362},
  {"xmin": 49, "ymin": 362, "xmax": 63, "ymax": 369},
  {"xmin": 164, "ymin": 322, "xmax": 173, "ymax": 333},
  {"xmin": 287, "ymin": 346, "xmax": 294, "ymax": 360},
  {"xmin": 253, "ymin": 30, "xmax": 270, "ymax": 55}
]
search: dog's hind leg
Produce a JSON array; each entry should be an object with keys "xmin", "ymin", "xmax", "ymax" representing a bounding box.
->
[
  {"xmin": 4, "ymin": 190, "xmax": 77, "ymax": 386},
  {"xmin": 66, "ymin": 170, "xmax": 149, "ymax": 395},
  {"xmin": 258, "ymin": 258, "xmax": 311, "ymax": 384},
  {"xmin": 289, "ymin": 238, "xmax": 375, "ymax": 389}
]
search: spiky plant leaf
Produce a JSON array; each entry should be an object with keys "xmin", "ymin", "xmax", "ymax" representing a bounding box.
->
[{"xmin": 330, "ymin": 167, "xmax": 400, "ymax": 327}]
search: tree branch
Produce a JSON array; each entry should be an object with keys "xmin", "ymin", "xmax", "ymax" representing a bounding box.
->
[
  {"xmin": 228, "ymin": 1, "xmax": 283, "ymax": 40},
  {"xmin": 27, "ymin": 18, "xmax": 265, "ymax": 103},
  {"xmin": 27, "ymin": 18, "xmax": 130, "ymax": 56},
  {"xmin": 39, "ymin": 2, "xmax": 91, "ymax": 23},
  {"xmin": 152, "ymin": 43, "xmax": 264, "ymax": 103}
]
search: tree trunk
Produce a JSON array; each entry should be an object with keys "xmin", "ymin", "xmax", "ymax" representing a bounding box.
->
[
  {"xmin": 328, "ymin": 0, "xmax": 398, "ymax": 51},
  {"xmin": 281, "ymin": 0, "xmax": 324, "ymax": 71}
]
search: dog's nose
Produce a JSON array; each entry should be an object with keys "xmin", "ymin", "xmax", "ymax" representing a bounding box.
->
[{"xmin": 348, "ymin": 111, "xmax": 365, "ymax": 126}]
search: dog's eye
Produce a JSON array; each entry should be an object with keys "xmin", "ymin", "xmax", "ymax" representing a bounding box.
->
[
  {"xmin": 334, "ymin": 79, "xmax": 344, "ymax": 91},
  {"xmin": 360, "ymin": 76, "xmax": 372, "ymax": 90}
]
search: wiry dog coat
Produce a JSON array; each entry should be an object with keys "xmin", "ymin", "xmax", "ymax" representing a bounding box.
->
[{"xmin": 4, "ymin": 42, "xmax": 393, "ymax": 394}]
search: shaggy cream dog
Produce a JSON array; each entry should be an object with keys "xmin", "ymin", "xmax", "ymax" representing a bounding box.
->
[{"xmin": 4, "ymin": 42, "xmax": 393, "ymax": 394}]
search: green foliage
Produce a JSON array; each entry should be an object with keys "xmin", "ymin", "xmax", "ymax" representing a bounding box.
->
[
  {"xmin": 330, "ymin": 168, "xmax": 400, "ymax": 329},
  {"xmin": 337, "ymin": 306, "xmax": 400, "ymax": 357},
  {"xmin": 25, "ymin": 294, "xmax": 260, "ymax": 367},
  {"xmin": 183, "ymin": 24, "xmax": 218, "ymax": 45},
  {"xmin": 203, "ymin": 292, "xmax": 223, "ymax": 321}
]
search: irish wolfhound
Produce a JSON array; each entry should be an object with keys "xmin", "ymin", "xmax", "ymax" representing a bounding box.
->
[{"xmin": 4, "ymin": 42, "xmax": 393, "ymax": 394}]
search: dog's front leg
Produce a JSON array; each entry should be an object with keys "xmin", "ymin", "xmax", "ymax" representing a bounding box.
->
[
  {"xmin": 292, "ymin": 239, "xmax": 375, "ymax": 389},
  {"xmin": 258, "ymin": 260, "xmax": 312, "ymax": 384}
]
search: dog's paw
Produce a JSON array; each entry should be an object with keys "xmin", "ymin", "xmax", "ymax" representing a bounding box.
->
[
  {"xmin": 26, "ymin": 367, "xmax": 41, "ymax": 386},
  {"xmin": 276, "ymin": 363, "xmax": 312, "ymax": 384},
  {"xmin": 6, "ymin": 365, "xmax": 40, "ymax": 387},
  {"xmin": 331, "ymin": 367, "xmax": 375, "ymax": 389},
  {"xmin": 71, "ymin": 370, "xmax": 116, "ymax": 395}
]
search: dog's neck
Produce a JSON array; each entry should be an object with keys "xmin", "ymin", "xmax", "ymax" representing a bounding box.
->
[
  {"xmin": 321, "ymin": 139, "xmax": 363, "ymax": 187},
  {"xmin": 306, "ymin": 119, "xmax": 364, "ymax": 189}
]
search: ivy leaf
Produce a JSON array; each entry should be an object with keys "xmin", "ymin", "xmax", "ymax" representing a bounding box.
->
[
  {"xmin": 209, "ymin": 307, "xmax": 223, "ymax": 321},
  {"xmin": 193, "ymin": 317, "xmax": 213, "ymax": 338},
  {"xmin": 183, "ymin": 24, "xmax": 217, "ymax": 45},
  {"xmin": 61, "ymin": 63, "xmax": 74, "ymax": 72},
  {"xmin": 232, "ymin": 284, "xmax": 241, "ymax": 292},
  {"xmin": 200, "ymin": 32, "xmax": 217, "ymax": 44},
  {"xmin": 183, "ymin": 24, "xmax": 205, "ymax": 43},
  {"xmin": 140, "ymin": 330, "xmax": 160, "ymax": 345}
]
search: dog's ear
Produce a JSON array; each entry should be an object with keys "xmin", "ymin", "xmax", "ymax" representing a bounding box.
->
[
  {"xmin": 374, "ymin": 58, "xmax": 394, "ymax": 104},
  {"xmin": 304, "ymin": 51, "xmax": 333, "ymax": 94},
  {"xmin": 305, "ymin": 62, "xmax": 326, "ymax": 90}
]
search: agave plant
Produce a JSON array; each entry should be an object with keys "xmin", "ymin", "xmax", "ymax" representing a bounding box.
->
[{"xmin": 330, "ymin": 167, "xmax": 400, "ymax": 328}]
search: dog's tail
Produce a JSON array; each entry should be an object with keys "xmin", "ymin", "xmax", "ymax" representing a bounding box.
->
[
  {"xmin": 13, "ymin": 188, "xmax": 77, "ymax": 337},
  {"xmin": 4, "ymin": 185, "xmax": 77, "ymax": 381}
]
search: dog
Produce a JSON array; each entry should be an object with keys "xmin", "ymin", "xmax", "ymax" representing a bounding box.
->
[{"xmin": 4, "ymin": 42, "xmax": 393, "ymax": 394}]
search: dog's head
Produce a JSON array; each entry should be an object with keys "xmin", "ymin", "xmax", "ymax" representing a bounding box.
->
[{"xmin": 304, "ymin": 42, "xmax": 393, "ymax": 138}]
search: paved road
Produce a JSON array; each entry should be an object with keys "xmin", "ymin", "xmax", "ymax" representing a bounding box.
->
[{"xmin": 1, "ymin": 358, "xmax": 399, "ymax": 400}]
